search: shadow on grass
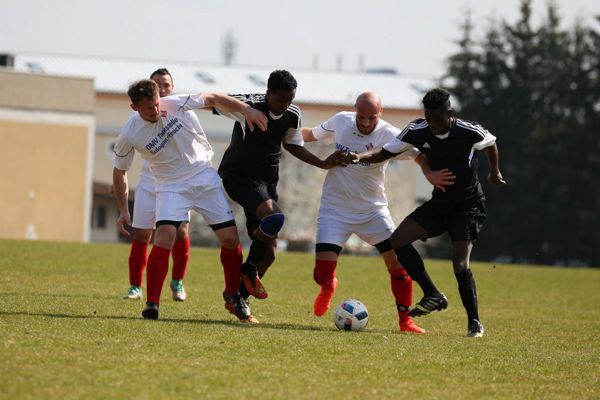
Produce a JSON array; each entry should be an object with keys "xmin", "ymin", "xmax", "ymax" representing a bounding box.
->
[
  {"xmin": 0, "ymin": 310, "xmax": 336, "ymax": 333},
  {"xmin": 0, "ymin": 291, "xmax": 118, "ymax": 301}
]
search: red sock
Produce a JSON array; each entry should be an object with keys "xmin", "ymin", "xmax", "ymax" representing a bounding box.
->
[
  {"xmin": 220, "ymin": 245, "xmax": 242, "ymax": 295},
  {"xmin": 146, "ymin": 246, "xmax": 171, "ymax": 304},
  {"xmin": 171, "ymin": 236, "xmax": 190, "ymax": 280},
  {"xmin": 128, "ymin": 239, "xmax": 149, "ymax": 287},
  {"xmin": 313, "ymin": 259, "xmax": 337, "ymax": 286},
  {"xmin": 389, "ymin": 267, "xmax": 413, "ymax": 323}
]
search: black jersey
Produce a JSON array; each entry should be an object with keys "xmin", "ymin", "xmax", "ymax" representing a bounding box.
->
[
  {"xmin": 384, "ymin": 117, "xmax": 496, "ymax": 203},
  {"xmin": 215, "ymin": 94, "xmax": 302, "ymax": 184}
]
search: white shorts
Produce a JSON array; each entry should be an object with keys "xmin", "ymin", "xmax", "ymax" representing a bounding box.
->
[
  {"xmin": 316, "ymin": 207, "xmax": 396, "ymax": 247},
  {"xmin": 155, "ymin": 168, "xmax": 233, "ymax": 226},
  {"xmin": 132, "ymin": 182, "xmax": 192, "ymax": 229},
  {"xmin": 132, "ymin": 183, "xmax": 157, "ymax": 229}
]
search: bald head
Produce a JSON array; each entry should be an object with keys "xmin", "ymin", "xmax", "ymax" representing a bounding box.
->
[
  {"xmin": 355, "ymin": 91, "xmax": 382, "ymax": 135},
  {"xmin": 355, "ymin": 91, "xmax": 382, "ymax": 112}
]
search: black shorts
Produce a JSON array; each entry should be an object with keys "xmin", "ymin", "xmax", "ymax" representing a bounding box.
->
[
  {"xmin": 222, "ymin": 177, "xmax": 278, "ymax": 236},
  {"xmin": 408, "ymin": 197, "xmax": 487, "ymax": 241}
]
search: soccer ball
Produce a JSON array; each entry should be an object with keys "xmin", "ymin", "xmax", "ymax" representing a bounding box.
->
[{"xmin": 333, "ymin": 299, "xmax": 369, "ymax": 331}]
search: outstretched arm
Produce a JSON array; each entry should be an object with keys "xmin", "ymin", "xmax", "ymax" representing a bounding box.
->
[
  {"xmin": 349, "ymin": 148, "xmax": 394, "ymax": 164},
  {"xmin": 484, "ymin": 143, "xmax": 506, "ymax": 185},
  {"xmin": 112, "ymin": 167, "xmax": 131, "ymax": 237},
  {"xmin": 301, "ymin": 127, "xmax": 318, "ymax": 142},
  {"xmin": 201, "ymin": 93, "xmax": 268, "ymax": 132},
  {"xmin": 283, "ymin": 143, "xmax": 346, "ymax": 169},
  {"xmin": 414, "ymin": 154, "xmax": 456, "ymax": 192}
]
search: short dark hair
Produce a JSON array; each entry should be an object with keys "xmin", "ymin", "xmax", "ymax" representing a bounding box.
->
[
  {"xmin": 150, "ymin": 68, "xmax": 172, "ymax": 80},
  {"xmin": 267, "ymin": 70, "xmax": 297, "ymax": 92},
  {"xmin": 422, "ymin": 88, "xmax": 451, "ymax": 110},
  {"xmin": 127, "ymin": 79, "xmax": 158, "ymax": 104}
]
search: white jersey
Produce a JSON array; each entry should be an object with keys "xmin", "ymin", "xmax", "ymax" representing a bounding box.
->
[
  {"xmin": 136, "ymin": 110, "xmax": 205, "ymax": 191},
  {"xmin": 137, "ymin": 162, "xmax": 154, "ymax": 190},
  {"xmin": 312, "ymin": 112, "xmax": 419, "ymax": 222},
  {"xmin": 113, "ymin": 94, "xmax": 214, "ymax": 192}
]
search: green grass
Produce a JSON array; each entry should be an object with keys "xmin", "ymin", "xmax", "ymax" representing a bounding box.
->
[{"xmin": 0, "ymin": 239, "xmax": 598, "ymax": 399}]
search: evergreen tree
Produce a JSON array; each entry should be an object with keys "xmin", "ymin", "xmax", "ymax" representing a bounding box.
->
[{"xmin": 443, "ymin": 0, "xmax": 599, "ymax": 266}]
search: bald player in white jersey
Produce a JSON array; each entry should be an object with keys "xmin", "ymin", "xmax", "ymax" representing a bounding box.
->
[
  {"xmin": 301, "ymin": 91, "xmax": 426, "ymax": 334},
  {"xmin": 113, "ymin": 79, "xmax": 267, "ymax": 322}
]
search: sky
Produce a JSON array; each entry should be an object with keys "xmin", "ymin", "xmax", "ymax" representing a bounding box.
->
[{"xmin": 1, "ymin": 0, "xmax": 599, "ymax": 79}]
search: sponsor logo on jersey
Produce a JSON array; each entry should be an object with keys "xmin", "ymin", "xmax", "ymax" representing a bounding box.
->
[
  {"xmin": 423, "ymin": 142, "xmax": 431, "ymax": 149},
  {"xmin": 145, "ymin": 117, "xmax": 184, "ymax": 154}
]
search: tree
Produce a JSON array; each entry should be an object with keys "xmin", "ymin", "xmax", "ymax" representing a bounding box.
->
[{"xmin": 444, "ymin": 0, "xmax": 600, "ymax": 266}]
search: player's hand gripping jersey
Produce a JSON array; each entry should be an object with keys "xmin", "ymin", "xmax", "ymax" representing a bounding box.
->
[{"xmin": 312, "ymin": 112, "xmax": 419, "ymax": 220}]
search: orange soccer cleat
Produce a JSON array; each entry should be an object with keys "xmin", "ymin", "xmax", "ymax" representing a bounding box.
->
[
  {"xmin": 241, "ymin": 263, "xmax": 268, "ymax": 299},
  {"xmin": 313, "ymin": 277, "xmax": 338, "ymax": 317},
  {"xmin": 399, "ymin": 318, "xmax": 426, "ymax": 334}
]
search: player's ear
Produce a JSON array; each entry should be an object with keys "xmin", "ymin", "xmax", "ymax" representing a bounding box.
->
[
  {"xmin": 130, "ymin": 103, "xmax": 137, "ymax": 112},
  {"xmin": 448, "ymin": 108, "xmax": 454, "ymax": 118}
]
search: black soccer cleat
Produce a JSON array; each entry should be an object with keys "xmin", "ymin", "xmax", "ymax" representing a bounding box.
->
[
  {"xmin": 467, "ymin": 319, "xmax": 485, "ymax": 338},
  {"xmin": 223, "ymin": 291, "xmax": 258, "ymax": 324},
  {"xmin": 142, "ymin": 302, "xmax": 159, "ymax": 320},
  {"xmin": 409, "ymin": 293, "xmax": 449, "ymax": 317}
]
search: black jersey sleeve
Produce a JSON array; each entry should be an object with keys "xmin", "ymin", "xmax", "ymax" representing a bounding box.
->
[
  {"xmin": 455, "ymin": 119, "xmax": 496, "ymax": 149},
  {"xmin": 212, "ymin": 93, "xmax": 258, "ymax": 116},
  {"xmin": 396, "ymin": 119, "xmax": 428, "ymax": 148}
]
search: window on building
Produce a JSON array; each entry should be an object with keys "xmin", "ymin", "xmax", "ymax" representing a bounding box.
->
[
  {"xmin": 248, "ymin": 74, "xmax": 266, "ymax": 87},
  {"xmin": 195, "ymin": 71, "xmax": 215, "ymax": 84},
  {"xmin": 96, "ymin": 205, "xmax": 107, "ymax": 229}
]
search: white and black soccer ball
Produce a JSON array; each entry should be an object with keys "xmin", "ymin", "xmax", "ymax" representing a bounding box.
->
[{"xmin": 333, "ymin": 299, "xmax": 369, "ymax": 331}]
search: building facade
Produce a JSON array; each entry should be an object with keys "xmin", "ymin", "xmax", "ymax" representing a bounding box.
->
[{"xmin": 3, "ymin": 54, "xmax": 433, "ymax": 249}]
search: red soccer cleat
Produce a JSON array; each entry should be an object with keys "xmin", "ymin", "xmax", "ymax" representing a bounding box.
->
[
  {"xmin": 399, "ymin": 318, "xmax": 426, "ymax": 334},
  {"xmin": 241, "ymin": 263, "xmax": 268, "ymax": 300},
  {"xmin": 313, "ymin": 278, "xmax": 338, "ymax": 317},
  {"xmin": 241, "ymin": 274, "xmax": 268, "ymax": 300}
]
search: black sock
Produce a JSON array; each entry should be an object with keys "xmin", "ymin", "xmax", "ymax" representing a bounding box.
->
[
  {"xmin": 238, "ymin": 279, "xmax": 250, "ymax": 300},
  {"xmin": 394, "ymin": 245, "xmax": 440, "ymax": 297},
  {"xmin": 455, "ymin": 269, "xmax": 479, "ymax": 322},
  {"xmin": 246, "ymin": 240, "xmax": 268, "ymax": 267}
]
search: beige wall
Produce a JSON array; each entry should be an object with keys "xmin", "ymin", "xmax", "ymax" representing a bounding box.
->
[
  {"xmin": 0, "ymin": 69, "xmax": 94, "ymax": 113},
  {"xmin": 0, "ymin": 119, "xmax": 92, "ymax": 241},
  {"xmin": 0, "ymin": 70, "xmax": 95, "ymax": 242}
]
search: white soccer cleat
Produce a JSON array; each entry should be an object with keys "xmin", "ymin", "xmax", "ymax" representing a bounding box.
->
[
  {"xmin": 467, "ymin": 319, "xmax": 485, "ymax": 337},
  {"xmin": 123, "ymin": 285, "xmax": 143, "ymax": 300},
  {"xmin": 170, "ymin": 279, "xmax": 187, "ymax": 302}
]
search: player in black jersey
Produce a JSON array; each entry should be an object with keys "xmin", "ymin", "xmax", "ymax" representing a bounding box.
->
[
  {"xmin": 350, "ymin": 88, "xmax": 506, "ymax": 337},
  {"xmin": 214, "ymin": 70, "xmax": 344, "ymax": 311}
]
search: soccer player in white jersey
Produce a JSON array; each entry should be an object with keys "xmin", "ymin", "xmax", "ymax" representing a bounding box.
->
[
  {"xmin": 122, "ymin": 68, "xmax": 192, "ymax": 302},
  {"xmin": 301, "ymin": 91, "xmax": 426, "ymax": 334},
  {"xmin": 351, "ymin": 88, "xmax": 506, "ymax": 337},
  {"xmin": 112, "ymin": 79, "xmax": 267, "ymax": 322}
]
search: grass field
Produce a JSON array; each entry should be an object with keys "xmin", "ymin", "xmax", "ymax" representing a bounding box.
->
[{"xmin": 0, "ymin": 239, "xmax": 598, "ymax": 399}]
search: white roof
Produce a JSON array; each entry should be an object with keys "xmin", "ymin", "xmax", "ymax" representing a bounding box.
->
[{"xmin": 12, "ymin": 54, "xmax": 433, "ymax": 109}]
